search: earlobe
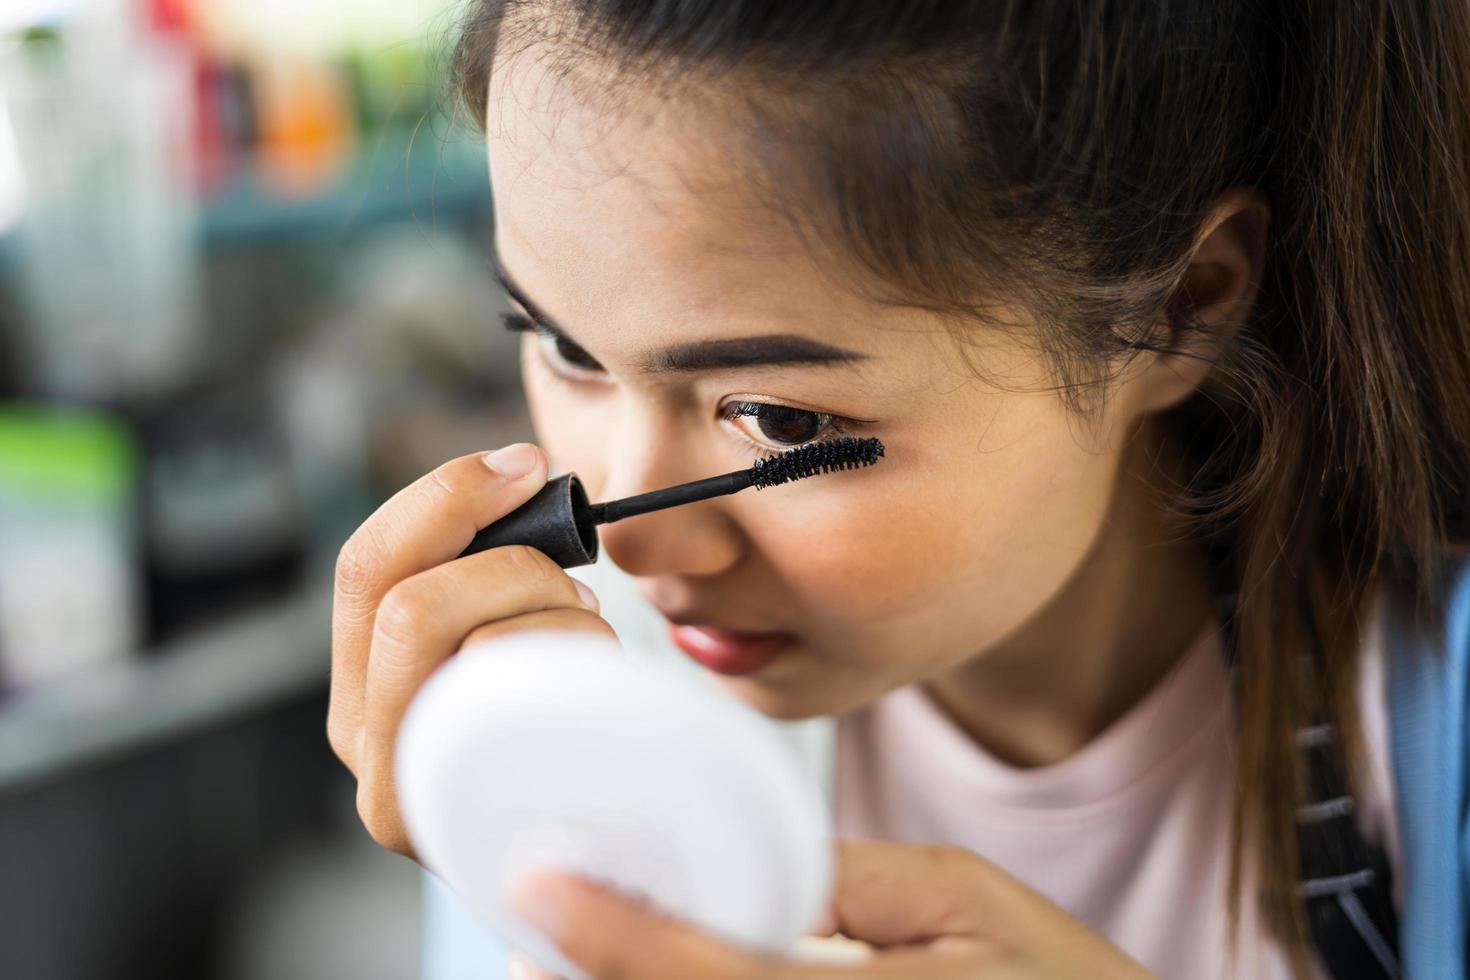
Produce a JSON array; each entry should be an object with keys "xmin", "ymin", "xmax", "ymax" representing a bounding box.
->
[{"xmin": 1134, "ymin": 188, "xmax": 1271, "ymax": 414}]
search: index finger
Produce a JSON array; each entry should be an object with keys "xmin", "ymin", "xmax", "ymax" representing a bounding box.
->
[{"xmin": 328, "ymin": 444, "xmax": 548, "ymax": 767}]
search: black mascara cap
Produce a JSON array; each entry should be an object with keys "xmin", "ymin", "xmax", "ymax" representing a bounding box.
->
[{"xmin": 460, "ymin": 474, "xmax": 600, "ymax": 568}]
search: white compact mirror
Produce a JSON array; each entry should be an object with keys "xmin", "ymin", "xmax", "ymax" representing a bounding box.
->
[{"xmin": 395, "ymin": 631, "xmax": 835, "ymax": 980}]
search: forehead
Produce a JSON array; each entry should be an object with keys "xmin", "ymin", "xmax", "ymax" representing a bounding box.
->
[{"xmin": 482, "ymin": 41, "xmax": 924, "ymax": 355}]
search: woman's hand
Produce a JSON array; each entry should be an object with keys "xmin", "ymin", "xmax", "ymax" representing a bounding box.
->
[
  {"xmin": 328, "ymin": 444, "xmax": 615, "ymax": 858},
  {"xmin": 505, "ymin": 838, "xmax": 1155, "ymax": 980}
]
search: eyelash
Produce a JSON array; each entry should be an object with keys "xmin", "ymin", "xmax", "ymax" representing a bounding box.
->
[
  {"xmin": 718, "ymin": 401, "xmax": 851, "ymax": 449},
  {"xmin": 500, "ymin": 311, "xmax": 604, "ymax": 376},
  {"xmin": 499, "ymin": 309, "xmax": 862, "ymax": 449}
]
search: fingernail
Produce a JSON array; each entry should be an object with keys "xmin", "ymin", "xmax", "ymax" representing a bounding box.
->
[
  {"xmin": 484, "ymin": 444, "xmax": 540, "ymax": 481},
  {"xmin": 572, "ymin": 579, "xmax": 600, "ymax": 613},
  {"xmin": 508, "ymin": 872, "xmax": 567, "ymax": 940}
]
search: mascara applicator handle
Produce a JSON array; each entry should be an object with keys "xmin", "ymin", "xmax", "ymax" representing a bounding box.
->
[
  {"xmin": 455, "ymin": 437, "xmax": 883, "ymax": 570},
  {"xmin": 458, "ymin": 473, "xmax": 601, "ymax": 569}
]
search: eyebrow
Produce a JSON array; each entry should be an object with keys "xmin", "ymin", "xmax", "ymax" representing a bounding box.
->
[{"xmin": 491, "ymin": 256, "xmax": 870, "ymax": 373}]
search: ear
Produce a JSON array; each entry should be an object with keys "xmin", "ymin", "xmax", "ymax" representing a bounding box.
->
[{"xmin": 1126, "ymin": 188, "xmax": 1270, "ymax": 415}]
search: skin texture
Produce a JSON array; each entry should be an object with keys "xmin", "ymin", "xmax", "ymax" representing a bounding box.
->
[
  {"xmin": 487, "ymin": 43, "xmax": 1263, "ymax": 761},
  {"xmin": 328, "ymin": 32, "xmax": 1268, "ymax": 980},
  {"xmin": 505, "ymin": 839, "xmax": 1153, "ymax": 980},
  {"xmin": 329, "ymin": 442, "xmax": 616, "ymax": 857},
  {"xmin": 467, "ymin": 45, "xmax": 1264, "ymax": 979}
]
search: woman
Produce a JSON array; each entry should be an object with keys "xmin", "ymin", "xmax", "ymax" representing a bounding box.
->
[{"xmin": 328, "ymin": 2, "xmax": 1470, "ymax": 977}]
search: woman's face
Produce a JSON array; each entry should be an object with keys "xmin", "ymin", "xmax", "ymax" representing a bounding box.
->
[{"xmin": 485, "ymin": 51, "xmax": 1157, "ymax": 720}]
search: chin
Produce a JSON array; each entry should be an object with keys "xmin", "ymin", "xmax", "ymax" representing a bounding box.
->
[{"xmin": 710, "ymin": 669, "xmax": 861, "ymax": 722}]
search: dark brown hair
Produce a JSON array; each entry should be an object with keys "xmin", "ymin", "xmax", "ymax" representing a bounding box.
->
[{"xmin": 452, "ymin": 2, "xmax": 1470, "ymax": 973}]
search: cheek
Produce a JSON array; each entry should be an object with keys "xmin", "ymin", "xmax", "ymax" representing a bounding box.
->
[
  {"xmin": 743, "ymin": 418, "xmax": 1122, "ymax": 655},
  {"xmin": 947, "ymin": 439, "xmax": 1120, "ymax": 625}
]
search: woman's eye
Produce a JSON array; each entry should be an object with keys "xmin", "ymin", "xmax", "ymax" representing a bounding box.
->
[
  {"xmin": 720, "ymin": 401, "xmax": 843, "ymax": 448},
  {"xmin": 498, "ymin": 310, "xmax": 857, "ymax": 449},
  {"xmin": 499, "ymin": 311, "xmax": 604, "ymax": 374},
  {"xmin": 543, "ymin": 332, "xmax": 603, "ymax": 372}
]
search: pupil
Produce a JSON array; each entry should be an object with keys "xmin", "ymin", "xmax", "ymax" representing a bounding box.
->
[{"xmin": 757, "ymin": 406, "xmax": 820, "ymax": 444}]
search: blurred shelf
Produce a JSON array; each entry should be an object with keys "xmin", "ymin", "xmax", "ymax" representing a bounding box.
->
[
  {"xmin": 0, "ymin": 573, "xmax": 335, "ymax": 793},
  {"xmin": 0, "ymin": 137, "xmax": 491, "ymax": 263},
  {"xmin": 200, "ymin": 132, "xmax": 492, "ymax": 246}
]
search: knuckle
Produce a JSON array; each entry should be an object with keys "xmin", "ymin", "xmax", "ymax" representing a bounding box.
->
[
  {"xmin": 373, "ymin": 578, "xmax": 438, "ymax": 649},
  {"xmin": 355, "ymin": 780, "xmax": 408, "ymax": 854},
  {"xmin": 325, "ymin": 712, "xmax": 357, "ymax": 771},
  {"xmin": 335, "ymin": 528, "xmax": 386, "ymax": 602},
  {"xmin": 922, "ymin": 844, "xmax": 990, "ymax": 933},
  {"xmin": 495, "ymin": 544, "xmax": 561, "ymax": 590},
  {"xmin": 492, "ymin": 546, "xmax": 584, "ymax": 609}
]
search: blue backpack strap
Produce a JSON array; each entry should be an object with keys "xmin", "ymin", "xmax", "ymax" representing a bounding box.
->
[{"xmin": 1387, "ymin": 557, "xmax": 1470, "ymax": 978}]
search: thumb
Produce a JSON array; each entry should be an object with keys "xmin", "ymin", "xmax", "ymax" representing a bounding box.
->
[
  {"xmin": 508, "ymin": 872, "xmax": 767, "ymax": 980},
  {"xmin": 826, "ymin": 840, "xmax": 1145, "ymax": 979},
  {"xmin": 825, "ymin": 838, "xmax": 1010, "ymax": 948}
]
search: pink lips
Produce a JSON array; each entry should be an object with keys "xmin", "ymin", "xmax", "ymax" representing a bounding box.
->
[{"xmin": 665, "ymin": 621, "xmax": 794, "ymax": 676}]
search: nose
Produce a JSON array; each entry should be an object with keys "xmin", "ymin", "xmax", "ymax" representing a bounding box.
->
[{"xmin": 594, "ymin": 446, "xmax": 744, "ymax": 579}]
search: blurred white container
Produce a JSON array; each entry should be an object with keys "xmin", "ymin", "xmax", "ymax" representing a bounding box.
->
[
  {"xmin": 0, "ymin": 405, "xmax": 141, "ymax": 688},
  {"xmin": 0, "ymin": 0, "xmax": 203, "ymax": 400}
]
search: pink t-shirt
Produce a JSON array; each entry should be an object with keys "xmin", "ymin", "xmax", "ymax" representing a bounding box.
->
[{"xmin": 833, "ymin": 599, "xmax": 1400, "ymax": 980}]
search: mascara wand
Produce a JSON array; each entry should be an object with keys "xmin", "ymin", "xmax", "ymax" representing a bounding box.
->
[{"xmin": 459, "ymin": 437, "xmax": 884, "ymax": 568}]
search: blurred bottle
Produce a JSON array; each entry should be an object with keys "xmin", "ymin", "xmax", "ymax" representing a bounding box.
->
[
  {"xmin": 0, "ymin": 403, "xmax": 141, "ymax": 691},
  {"xmin": 0, "ymin": 1, "xmax": 205, "ymax": 401},
  {"xmin": 146, "ymin": 0, "xmax": 237, "ymax": 198},
  {"xmin": 252, "ymin": 54, "xmax": 355, "ymax": 199}
]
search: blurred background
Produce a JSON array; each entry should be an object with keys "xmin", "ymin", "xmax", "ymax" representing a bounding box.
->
[{"xmin": 0, "ymin": 0, "xmax": 530, "ymax": 976}]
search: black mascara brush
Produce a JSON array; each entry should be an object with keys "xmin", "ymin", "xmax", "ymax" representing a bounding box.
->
[{"xmin": 459, "ymin": 437, "xmax": 884, "ymax": 568}]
